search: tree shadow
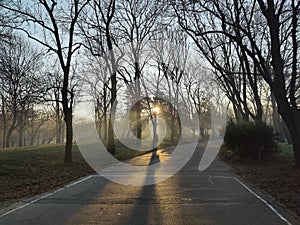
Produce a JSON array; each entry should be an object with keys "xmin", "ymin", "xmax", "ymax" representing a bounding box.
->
[{"xmin": 121, "ymin": 153, "xmax": 163, "ymax": 225}]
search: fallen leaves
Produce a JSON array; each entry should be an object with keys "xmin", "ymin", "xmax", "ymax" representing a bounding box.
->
[{"xmin": 228, "ymin": 158, "xmax": 300, "ymax": 218}]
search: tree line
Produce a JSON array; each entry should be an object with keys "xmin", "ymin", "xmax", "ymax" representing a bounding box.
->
[
  {"xmin": 0, "ymin": 34, "xmax": 66, "ymax": 148},
  {"xmin": 0, "ymin": 0, "xmax": 299, "ymax": 166}
]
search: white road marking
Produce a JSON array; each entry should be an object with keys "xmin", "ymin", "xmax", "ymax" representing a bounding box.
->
[
  {"xmin": 0, "ymin": 190, "xmax": 57, "ymax": 218},
  {"xmin": 66, "ymin": 175, "xmax": 94, "ymax": 188},
  {"xmin": 90, "ymin": 174, "xmax": 102, "ymax": 177},
  {"xmin": 0, "ymin": 203, "xmax": 31, "ymax": 218},
  {"xmin": 0, "ymin": 175, "xmax": 96, "ymax": 218},
  {"xmin": 0, "ymin": 174, "xmax": 294, "ymax": 225},
  {"xmin": 212, "ymin": 176, "xmax": 235, "ymax": 179},
  {"xmin": 234, "ymin": 177, "xmax": 292, "ymax": 225},
  {"xmin": 208, "ymin": 175, "xmax": 214, "ymax": 184},
  {"xmin": 184, "ymin": 187, "xmax": 224, "ymax": 191}
]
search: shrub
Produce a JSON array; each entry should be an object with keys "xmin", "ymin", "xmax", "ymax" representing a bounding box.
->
[{"xmin": 224, "ymin": 120, "xmax": 277, "ymax": 161}]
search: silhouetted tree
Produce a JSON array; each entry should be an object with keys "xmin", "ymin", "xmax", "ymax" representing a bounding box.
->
[{"xmin": 1, "ymin": 0, "xmax": 90, "ymax": 162}]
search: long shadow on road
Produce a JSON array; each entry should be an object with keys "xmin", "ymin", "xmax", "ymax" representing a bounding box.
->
[
  {"xmin": 0, "ymin": 143, "xmax": 298, "ymax": 225},
  {"xmin": 122, "ymin": 153, "xmax": 163, "ymax": 225}
]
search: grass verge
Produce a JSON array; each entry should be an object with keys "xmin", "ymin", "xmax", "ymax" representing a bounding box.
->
[
  {"xmin": 0, "ymin": 141, "xmax": 153, "ymax": 208},
  {"xmin": 0, "ymin": 144, "xmax": 93, "ymax": 207}
]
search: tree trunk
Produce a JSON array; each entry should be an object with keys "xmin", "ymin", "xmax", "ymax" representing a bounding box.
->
[
  {"xmin": 64, "ymin": 108, "xmax": 73, "ymax": 163},
  {"xmin": 107, "ymin": 72, "xmax": 116, "ymax": 155},
  {"xmin": 291, "ymin": 136, "xmax": 300, "ymax": 167},
  {"xmin": 18, "ymin": 123, "xmax": 23, "ymax": 147},
  {"xmin": 273, "ymin": 96, "xmax": 300, "ymax": 168},
  {"xmin": 107, "ymin": 115, "xmax": 115, "ymax": 154},
  {"xmin": 55, "ymin": 101, "xmax": 62, "ymax": 144},
  {"xmin": 18, "ymin": 112, "xmax": 24, "ymax": 147},
  {"xmin": 170, "ymin": 105, "xmax": 176, "ymax": 143},
  {"xmin": 281, "ymin": 110, "xmax": 300, "ymax": 166},
  {"xmin": 271, "ymin": 94, "xmax": 285, "ymax": 142},
  {"xmin": 105, "ymin": 16, "xmax": 117, "ymax": 155},
  {"xmin": 30, "ymin": 130, "xmax": 35, "ymax": 146},
  {"xmin": 136, "ymin": 101, "xmax": 142, "ymax": 140},
  {"xmin": 61, "ymin": 66, "xmax": 73, "ymax": 163},
  {"xmin": 5, "ymin": 117, "xmax": 17, "ymax": 148},
  {"xmin": 281, "ymin": 120, "xmax": 292, "ymax": 144},
  {"xmin": 134, "ymin": 63, "xmax": 142, "ymax": 146},
  {"xmin": 95, "ymin": 100, "xmax": 101, "ymax": 138},
  {"xmin": 61, "ymin": 123, "xmax": 65, "ymax": 143},
  {"xmin": 58, "ymin": 118, "xmax": 63, "ymax": 143},
  {"xmin": 1, "ymin": 95, "xmax": 6, "ymax": 148},
  {"xmin": 267, "ymin": 9, "xmax": 300, "ymax": 166},
  {"xmin": 6, "ymin": 126, "xmax": 14, "ymax": 148},
  {"xmin": 232, "ymin": 103, "xmax": 242, "ymax": 123},
  {"xmin": 272, "ymin": 74, "xmax": 300, "ymax": 166},
  {"xmin": 103, "ymin": 86, "xmax": 108, "ymax": 141}
]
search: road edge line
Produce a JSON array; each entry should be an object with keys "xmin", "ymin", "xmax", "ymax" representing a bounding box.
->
[
  {"xmin": 234, "ymin": 177, "xmax": 292, "ymax": 225},
  {"xmin": 0, "ymin": 174, "xmax": 98, "ymax": 218}
]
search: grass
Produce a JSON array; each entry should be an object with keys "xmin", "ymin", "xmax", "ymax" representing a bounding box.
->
[
  {"xmin": 0, "ymin": 140, "xmax": 155, "ymax": 207},
  {"xmin": 277, "ymin": 142, "xmax": 294, "ymax": 157},
  {"xmin": 0, "ymin": 144, "xmax": 93, "ymax": 205}
]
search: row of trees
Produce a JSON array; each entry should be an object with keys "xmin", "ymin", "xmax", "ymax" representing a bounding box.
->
[
  {"xmin": 0, "ymin": 34, "xmax": 65, "ymax": 147},
  {"xmin": 173, "ymin": 0, "xmax": 300, "ymax": 165},
  {"xmin": 0, "ymin": 0, "xmax": 299, "ymax": 166},
  {"xmin": 1, "ymin": 0, "xmax": 87, "ymax": 163}
]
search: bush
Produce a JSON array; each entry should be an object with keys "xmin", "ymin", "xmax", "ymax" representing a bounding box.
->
[{"xmin": 224, "ymin": 120, "xmax": 277, "ymax": 161}]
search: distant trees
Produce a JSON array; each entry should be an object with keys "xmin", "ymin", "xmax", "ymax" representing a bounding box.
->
[
  {"xmin": 81, "ymin": 0, "xmax": 168, "ymax": 149},
  {"xmin": 1, "ymin": 0, "xmax": 298, "ymax": 167},
  {"xmin": 183, "ymin": 67, "xmax": 215, "ymax": 138},
  {"xmin": 150, "ymin": 28, "xmax": 190, "ymax": 142},
  {"xmin": 116, "ymin": 0, "xmax": 165, "ymax": 144},
  {"xmin": 45, "ymin": 70, "xmax": 65, "ymax": 144},
  {"xmin": 173, "ymin": 0, "xmax": 264, "ymax": 122},
  {"xmin": 81, "ymin": 54, "xmax": 111, "ymax": 142},
  {"xmin": 1, "ymin": 0, "xmax": 90, "ymax": 162},
  {"xmin": 80, "ymin": 0, "xmax": 121, "ymax": 155},
  {"xmin": 0, "ymin": 36, "xmax": 45, "ymax": 147},
  {"xmin": 174, "ymin": 0, "xmax": 300, "ymax": 166}
]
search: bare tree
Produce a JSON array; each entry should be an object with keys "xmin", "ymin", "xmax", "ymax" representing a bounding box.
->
[
  {"xmin": 174, "ymin": 1, "xmax": 264, "ymax": 122},
  {"xmin": 0, "ymin": 35, "xmax": 44, "ymax": 147},
  {"xmin": 116, "ymin": 0, "xmax": 166, "ymax": 143},
  {"xmin": 174, "ymin": 0, "xmax": 300, "ymax": 166},
  {"xmin": 44, "ymin": 70, "xmax": 65, "ymax": 144},
  {"xmin": 25, "ymin": 109, "xmax": 49, "ymax": 146},
  {"xmin": 81, "ymin": 54, "xmax": 111, "ymax": 141},
  {"xmin": 79, "ymin": 0, "xmax": 122, "ymax": 154},
  {"xmin": 149, "ymin": 28, "xmax": 190, "ymax": 142},
  {"xmin": 1, "ymin": 0, "xmax": 90, "ymax": 162},
  {"xmin": 183, "ymin": 65, "xmax": 214, "ymax": 138}
]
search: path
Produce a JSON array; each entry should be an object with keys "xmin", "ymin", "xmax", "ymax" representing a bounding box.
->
[{"xmin": 0, "ymin": 143, "xmax": 298, "ymax": 225}]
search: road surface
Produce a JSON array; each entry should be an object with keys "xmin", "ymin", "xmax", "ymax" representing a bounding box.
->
[{"xmin": 0, "ymin": 143, "xmax": 298, "ymax": 225}]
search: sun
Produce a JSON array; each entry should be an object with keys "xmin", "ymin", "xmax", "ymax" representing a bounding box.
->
[{"xmin": 152, "ymin": 106, "xmax": 160, "ymax": 115}]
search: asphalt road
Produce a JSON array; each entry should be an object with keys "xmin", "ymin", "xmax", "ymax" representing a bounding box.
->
[{"xmin": 0, "ymin": 143, "xmax": 298, "ymax": 225}]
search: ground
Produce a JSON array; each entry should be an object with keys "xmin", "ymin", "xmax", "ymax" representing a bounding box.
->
[
  {"xmin": 0, "ymin": 144, "xmax": 93, "ymax": 209},
  {"xmin": 1, "ymin": 143, "xmax": 298, "ymax": 225},
  {"xmin": 221, "ymin": 143, "xmax": 300, "ymax": 219},
  {"xmin": 0, "ymin": 142, "xmax": 152, "ymax": 209},
  {"xmin": 1, "ymin": 142, "xmax": 299, "ymax": 223}
]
